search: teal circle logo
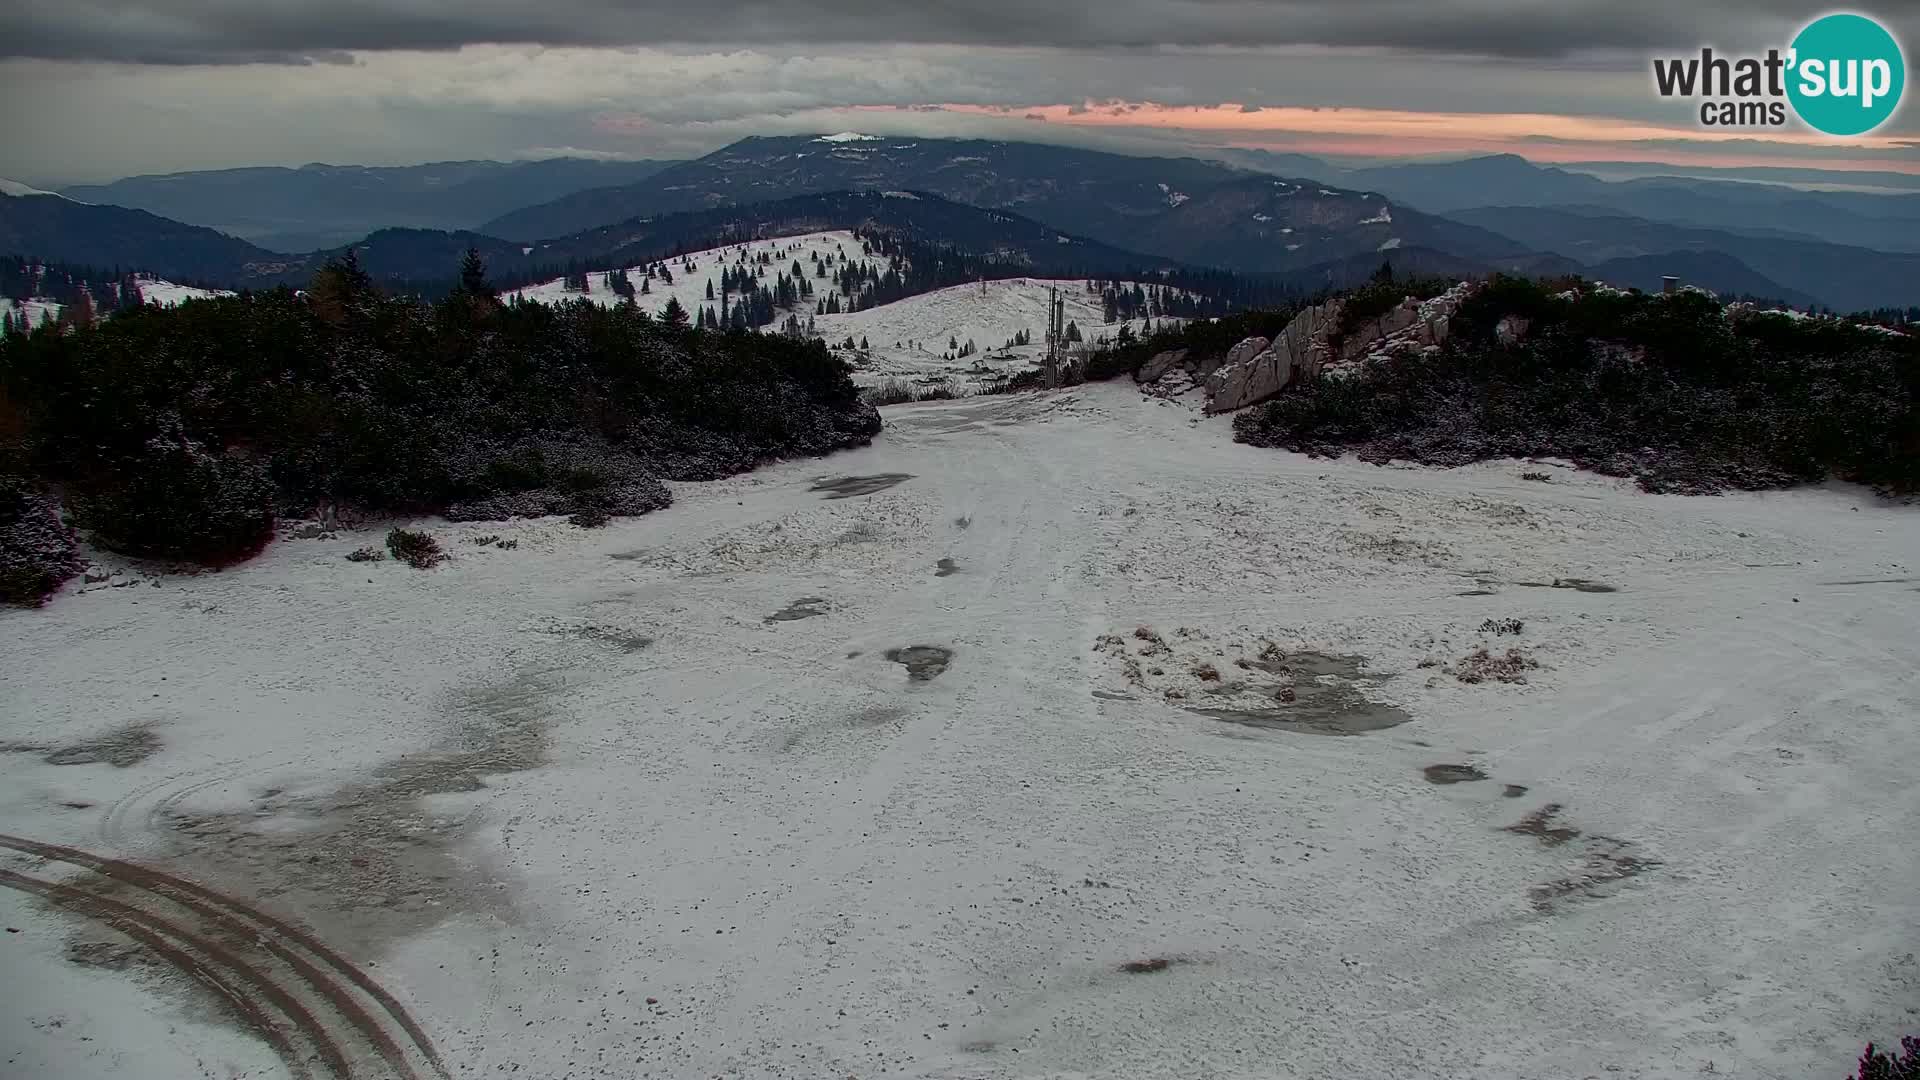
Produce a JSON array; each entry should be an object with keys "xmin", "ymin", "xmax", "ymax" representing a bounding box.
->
[{"xmin": 1787, "ymin": 13, "xmax": 1906, "ymax": 135}]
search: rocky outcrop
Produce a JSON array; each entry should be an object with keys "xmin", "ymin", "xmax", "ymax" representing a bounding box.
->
[
  {"xmin": 1193, "ymin": 282, "xmax": 1477, "ymax": 413},
  {"xmin": 1204, "ymin": 313, "xmax": 1334, "ymax": 414},
  {"xmin": 1135, "ymin": 348, "xmax": 1188, "ymax": 383}
]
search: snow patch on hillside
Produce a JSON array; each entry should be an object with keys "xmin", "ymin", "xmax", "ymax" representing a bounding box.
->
[
  {"xmin": 815, "ymin": 132, "xmax": 880, "ymax": 143},
  {"xmin": 2, "ymin": 276, "xmax": 231, "ymax": 328},
  {"xmin": 505, "ymin": 230, "xmax": 865, "ymax": 323}
]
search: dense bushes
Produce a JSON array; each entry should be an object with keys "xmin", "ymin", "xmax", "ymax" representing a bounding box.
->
[
  {"xmin": 1, "ymin": 476, "xmax": 80, "ymax": 606},
  {"xmin": 1235, "ymin": 277, "xmax": 1920, "ymax": 494},
  {"xmin": 68, "ymin": 436, "xmax": 275, "ymax": 562},
  {"xmin": 0, "ymin": 257, "xmax": 880, "ymax": 568}
]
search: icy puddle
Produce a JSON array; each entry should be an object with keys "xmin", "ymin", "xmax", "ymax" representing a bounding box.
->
[{"xmin": 809, "ymin": 473, "xmax": 914, "ymax": 499}]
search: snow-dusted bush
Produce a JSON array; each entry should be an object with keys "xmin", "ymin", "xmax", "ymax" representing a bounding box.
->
[
  {"xmin": 70, "ymin": 439, "xmax": 274, "ymax": 562},
  {"xmin": 385, "ymin": 528, "xmax": 444, "ymax": 569},
  {"xmin": 0, "ymin": 477, "xmax": 80, "ymax": 606}
]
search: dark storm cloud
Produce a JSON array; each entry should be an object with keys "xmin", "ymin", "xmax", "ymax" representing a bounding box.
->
[{"xmin": 2, "ymin": 0, "xmax": 1889, "ymax": 64}]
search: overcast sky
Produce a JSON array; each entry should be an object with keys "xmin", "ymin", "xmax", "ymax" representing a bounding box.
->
[{"xmin": 2, "ymin": 2, "xmax": 1915, "ymax": 184}]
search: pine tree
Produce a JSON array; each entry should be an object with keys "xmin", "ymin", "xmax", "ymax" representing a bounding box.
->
[
  {"xmin": 1065, "ymin": 320, "xmax": 1081, "ymax": 343},
  {"xmin": 706, "ymin": 280, "xmax": 714, "ymax": 300},
  {"xmin": 661, "ymin": 296, "xmax": 688, "ymax": 328},
  {"xmin": 460, "ymin": 247, "xmax": 493, "ymax": 297},
  {"xmin": 860, "ymin": 335, "xmax": 869, "ymax": 350}
]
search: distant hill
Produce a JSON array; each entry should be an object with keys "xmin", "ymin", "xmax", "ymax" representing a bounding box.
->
[
  {"xmin": 1333, "ymin": 154, "xmax": 1920, "ymax": 253},
  {"xmin": 0, "ymin": 191, "xmax": 285, "ymax": 284},
  {"xmin": 58, "ymin": 158, "xmax": 676, "ymax": 252},
  {"xmin": 480, "ymin": 133, "xmax": 1253, "ymax": 243},
  {"xmin": 1123, "ymin": 175, "xmax": 1534, "ymax": 273},
  {"xmin": 1444, "ymin": 205, "xmax": 1919, "ymax": 311},
  {"xmin": 0, "ymin": 186, "xmax": 1187, "ymax": 294}
]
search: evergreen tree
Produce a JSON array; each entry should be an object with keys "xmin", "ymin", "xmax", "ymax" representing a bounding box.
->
[
  {"xmin": 1065, "ymin": 320, "xmax": 1082, "ymax": 343},
  {"xmin": 460, "ymin": 247, "xmax": 494, "ymax": 298},
  {"xmin": 662, "ymin": 296, "xmax": 689, "ymax": 329}
]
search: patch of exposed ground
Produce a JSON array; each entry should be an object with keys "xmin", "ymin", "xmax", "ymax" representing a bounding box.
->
[
  {"xmin": 934, "ymin": 558, "xmax": 960, "ymax": 577},
  {"xmin": 885, "ymin": 646, "xmax": 953, "ymax": 682},
  {"xmin": 766, "ymin": 597, "xmax": 829, "ymax": 623},
  {"xmin": 556, "ymin": 625, "xmax": 654, "ymax": 653},
  {"xmin": 148, "ymin": 668, "xmax": 557, "ymax": 959},
  {"xmin": 1503, "ymin": 784, "xmax": 1529, "ymax": 798},
  {"xmin": 1118, "ymin": 957, "xmax": 1180, "ymax": 975},
  {"xmin": 1450, "ymin": 647, "xmax": 1539, "ymax": 685},
  {"xmin": 1528, "ymin": 841, "xmax": 1659, "ymax": 913},
  {"xmin": 1095, "ymin": 627, "xmax": 1409, "ymax": 737},
  {"xmin": 0, "ymin": 723, "xmax": 163, "ymax": 768},
  {"xmin": 1501, "ymin": 803, "xmax": 1658, "ymax": 912},
  {"xmin": 1514, "ymin": 577, "xmax": 1618, "ymax": 593},
  {"xmin": 810, "ymin": 474, "xmax": 914, "ymax": 499},
  {"xmin": 1423, "ymin": 764, "xmax": 1487, "ymax": 785},
  {"xmin": 1505, "ymin": 803, "xmax": 1583, "ymax": 846}
]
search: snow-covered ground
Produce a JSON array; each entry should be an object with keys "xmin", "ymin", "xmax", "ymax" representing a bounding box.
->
[
  {"xmin": 4, "ymin": 383, "xmax": 1917, "ymax": 1079},
  {"xmin": 2, "ymin": 277, "xmax": 231, "ymax": 329},
  {"xmin": 504, "ymin": 231, "xmax": 1169, "ymax": 393}
]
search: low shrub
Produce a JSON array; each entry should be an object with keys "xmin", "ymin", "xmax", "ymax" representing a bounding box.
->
[
  {"xmin": 385, "ymin": 527, "xmax": 445, "ymax": 569},
  {"xmin": 1480, "ymin": 618, "xmax": 1525, "ymax": 636},
  {"xmin": 568, "ymin": 507, "xmax": 610, "ymax": 529},
  {"xmin": 0, "ymin": 477, "xmax": 81, "ymax": 606},
  {"xmin": 344, "ymin": 546, "xmax": 383, "ymax": 562}
]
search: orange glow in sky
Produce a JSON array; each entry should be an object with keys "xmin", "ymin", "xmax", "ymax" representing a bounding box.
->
[{"xmin": 883, "ymin": 102, "xmax": 1920, "ymax": 175}]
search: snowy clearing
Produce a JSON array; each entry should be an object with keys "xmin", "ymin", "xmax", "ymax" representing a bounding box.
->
[{"xmin": 3, "ymin": 383, "xmax": 1916, "ymax": 1079}]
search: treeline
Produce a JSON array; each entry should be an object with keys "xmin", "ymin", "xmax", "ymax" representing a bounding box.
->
[{"xmin": 0, "ymin": 250, "xmax": 880, "ymax": 605}]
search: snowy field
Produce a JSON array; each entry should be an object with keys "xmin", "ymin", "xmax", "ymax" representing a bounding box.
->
[
  {"xmin": 3, "ymin": 383, "xmax": 1917, "ymax": 1079},
  {"xmin": 505, "ymin": 230, "xmax": 1164, "ymax": 393}
]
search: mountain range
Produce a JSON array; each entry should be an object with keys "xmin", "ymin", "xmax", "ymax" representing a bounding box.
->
[
  {"xmin": 57, "ymin": 158, "xmax": 675, "ymax": 252},
  {"xmin": 6, "ymin": 133, "xmax": 1920, "ymax": 312}
]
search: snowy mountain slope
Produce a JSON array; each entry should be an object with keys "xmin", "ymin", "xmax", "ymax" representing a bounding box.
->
[
  {"xmin": 505, "ymin": 229, "xmax": 866, "ymax": 323},
  {"xmin": 503, "ymin": 231, "xmax": 1170, "ymax": 392}
]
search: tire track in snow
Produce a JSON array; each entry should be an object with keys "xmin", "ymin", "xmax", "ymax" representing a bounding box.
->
[{"xmin": 0, "ymin": 833, "xmax": 450, "ymax": 1080}]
